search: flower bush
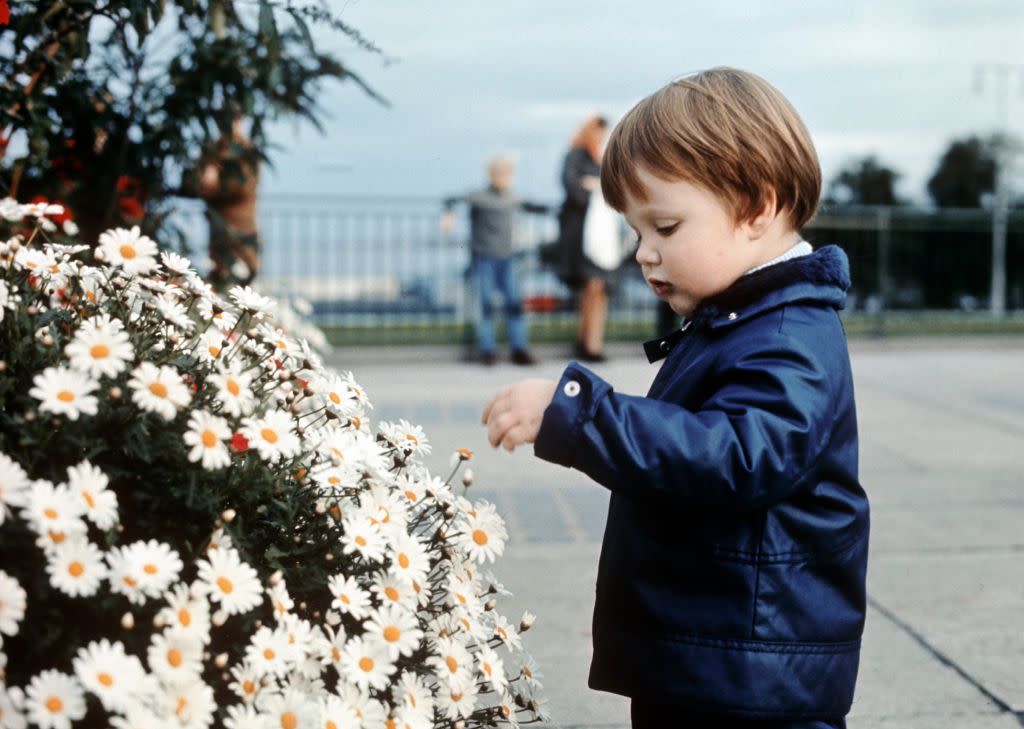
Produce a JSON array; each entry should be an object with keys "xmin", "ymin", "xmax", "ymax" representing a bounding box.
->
[{"xmin": 0, "ymin": 200, "xmax": 549, "ymax": 729}]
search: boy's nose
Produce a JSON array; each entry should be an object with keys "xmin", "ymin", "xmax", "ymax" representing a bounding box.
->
[{"xmin": 635, "ymin": 240, "xmax": 659, "ymax": 266}]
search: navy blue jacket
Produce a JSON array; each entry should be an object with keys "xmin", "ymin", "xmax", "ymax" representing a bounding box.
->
[{"xmin": 535, "ymin": 245, "xmax": 869, "ymax": 719}]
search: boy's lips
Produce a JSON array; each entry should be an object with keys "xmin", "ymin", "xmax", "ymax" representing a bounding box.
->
[{"xmin": 647, "ymin": 278, "xmax": 670, "ymax": 296}]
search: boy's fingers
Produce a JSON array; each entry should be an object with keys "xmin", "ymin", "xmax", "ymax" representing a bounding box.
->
[
  {"xmin": 480, "ymin": 386, "xmax": 509, "ymax": 425},
  {"xmin": 487, "ymin": 411, "xmax": 516, "ymax": 449},
  {"xmin": 501, "ymin": 426, "xmax": 526, "ymax": 452}
]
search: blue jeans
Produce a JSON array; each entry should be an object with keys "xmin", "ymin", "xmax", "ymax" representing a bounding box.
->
[{"xmin": 471, "ymin": 254, "xmax": 528, "ymax": 354}]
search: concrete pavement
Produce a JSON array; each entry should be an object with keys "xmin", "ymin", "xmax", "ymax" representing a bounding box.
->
[{"xmin": 325, "ymin": 336, "xmax": 1024, "ymax": 728}]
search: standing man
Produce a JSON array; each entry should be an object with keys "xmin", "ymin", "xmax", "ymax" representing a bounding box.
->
[
  {"xmin": 442, "ymin": 155, "xmax": 550, "ymax": 365},
  {"xmin": 196, "ymin": 117, "xmax": 262, "ymax": 290}
]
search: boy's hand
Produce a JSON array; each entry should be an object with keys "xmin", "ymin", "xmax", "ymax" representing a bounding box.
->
[
  {"xmin": 440, "ymin": 211, "xmax": 455, "ymax": 235},
  {"xmin": 481, "ymin": 379, "xmax": 557, "ymax": 452}
]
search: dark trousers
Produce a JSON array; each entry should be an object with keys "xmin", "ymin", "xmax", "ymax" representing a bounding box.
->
[{"xmin": 630, "ymin": 701, "xmax": 846, "ymax": 729}]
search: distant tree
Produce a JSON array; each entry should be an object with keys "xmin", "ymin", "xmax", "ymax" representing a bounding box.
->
[
  {"xmin": 0, "ymin": 1, "xmax": 388, "ymax": 244},
  {"xmin": 926, "ymin": 135, "xmax": 998, "ymax": 208},
  {"xmin": 826, "ymin": 155, "xmax": 903, "ymax": 206}
]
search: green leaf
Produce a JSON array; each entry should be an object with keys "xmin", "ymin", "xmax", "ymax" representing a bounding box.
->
[
  {"xmin": 258, "ymin": 0, "xmax": 277, "ymax": 41},
  {"xmin": 288, "ymin": 9, "xmax": 315, "ymax": 52}
]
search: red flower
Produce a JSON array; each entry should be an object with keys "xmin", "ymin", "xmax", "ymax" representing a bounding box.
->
[
  {"xmin": 118, "ymin": 196, "xmax": 145, "ymax": 220},
  {"xmin": 231, "ymin": 433, "xmax": 249, "ymax": 453},
  {"xmin": 0, "ymin": 1, "xmax": 10, "ymax": 26},
  {"xmin": 116, "ymin": 175, "xmax": 141, "ymax": 194}
]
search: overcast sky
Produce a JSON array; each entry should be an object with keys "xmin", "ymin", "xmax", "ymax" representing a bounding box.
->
[{"xmin": 261, "ymin": 0, "xmax": 1024, "ymax": 205}]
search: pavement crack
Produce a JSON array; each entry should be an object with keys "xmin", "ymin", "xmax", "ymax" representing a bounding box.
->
[{"xmin": 868, "ymin": 594, "xmax": 1016, "ymax": 717}]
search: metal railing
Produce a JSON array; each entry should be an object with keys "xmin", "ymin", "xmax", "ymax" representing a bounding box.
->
[{"xmin": 171, "ymin": 197, "xmax": 1024, "ymax": 343}]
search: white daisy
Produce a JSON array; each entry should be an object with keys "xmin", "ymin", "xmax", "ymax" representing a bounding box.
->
[
  {"xmin": 387, "ymin": 531, "xmax": 431, "ymax": 586},
  {"xmin": 0, "ymin": 570, "xmax": 27, "ymax": 636},
  {"xmin": 371, "ymin": 570, "xmax": 416, "ymax": 610},
  {"xmin": 476, "ymin": 645, "xmax": 508, "ymax": 697},
  {"xmin": 158, "ymin": 584, "xmax": 212, "ymax": 644},
  {"xmin": 379, "ymin": 419, "xmax": 431, "ymax": 457},
  {"xmin": 457, "ymin": 502, "xmax": 508, "ymax": 564},
  {"xmin": 436, "ymin": 680, "xmax": 478, "ymax": 721},
  {"xmin": 327, "ymin": 574, "xmax": 371, "ymax": 620},
  {"xmin": 227, "ymin": 661, "xmax": 262, "ymax": 704},
  {"xmin": 207, "ymin": 363, "xmax": 256, "ymax": 418},
  {"xmin": 23, "ymin": 480, "xmax": 86, "ymax": 541},
  {"xmin": 319, "ymin": 694, "xmax": 360, "ymax": 729},
  {"xmin": 223, "ymin": 703, "xmax": 263, "ymax": 729},
  {"xmin": 428, "ymin": 635, "xmax": 475, "ymax": 691},
  {"xmin": 155, "ymin": 293, "xmax": 195, "ymax": 332},
  {"xmin": 338, "ymin": 635, "xmax": 395, "ymax": 692},
  {"xmin": 128, "ymin": 362, "xmax": 191, "ymax": 421},
  {"xmin": 183, "ymin": 410, "xmax": 232, "ymax": 470},
  {"xmin": 29, "ymin": 366, "xmax": 99, "ymax": 420},
  {"xmin": 110, "ymin": 540, "xmax": 183, "ymax": 602},
  {"xmin": 46, "ymin": 538, "xmax": 107, "ymax": 597},
  {"xmin": 72, "ymin": 639, "xmax": 153, "ymax": 713},
  {"xmin": 196, "ymin": 297, "xmax": 239, "ymax": 331},
  {"xmin": 268, "ymin": 580, "xmax": 294, "ymax": 621},
  {"xmin": 24, "ymin": 670, "xmax": 86, "ymax": 729},
  {"xmin": 193, "ymin": 328, "xmax": 227, "ymax": 364},
  {"xmin": 196, "ymin": 547, "xmax": 262, "ymax": 616},
  {"xmin": 65, "ymin": 460, "xmax": 118, "ymax": 530},
  {"xmin": 147, "ymin": 630, "xmax": 203, "ymax": 686},
  {"xmin": 362, "ymin": 604, "xmax": 423, "ymax": 660},
  {"xmin": 490, "ymin": 614, "xmax": 522, "ymax": 651},
  {"xmin": 64, "ymin": 323, "xmax": 134, "ymax": 379},
  {"xmin": 0, "ymin": 684, "xmax": 27, "ymax": 729},
  {"xmin": 241, "ymin": 410, "xmax": 302, "ymax": 464},
  {"xmin": 0, "ymin": 452, "xmax": 30, "ymax": 526},
  {"xmin": 260, "ymin": 687, "xmax": 316, "ymax": 729},
  {"xmin": 157, "ymin": 678, "xmax": 215, "ymax": 729},
  {"xmin": 339, "ymin": 515, "xmax": 386, "ymax": 563},
  {"xmin": 336, "ymin": 685, "xmax": 388, "ymax": 729},
  {"xmin": 312, "ymin": 623, "xmax": 347, "ymax": 669},
  {"xmin": 244, "ymin": 625, "xmax": 294, "ymax": 679},
  {"xmin": 229, "ymin": 286, "xmax": 275, "ymax": 319},
  {"xmin": 160, "ymin": 250, "xmax": 194, "ymax": 276},
  {"xmin": 97, "ymin": 226, "xmax": 158, "ymax": 275},
  {"xmin": 394, "ymin": 671, "xmax": 434, "ymax": 724}
]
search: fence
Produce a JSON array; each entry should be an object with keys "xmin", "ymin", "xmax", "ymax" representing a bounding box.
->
[{"xmin": 172, "ymin": 196, "xmax": 1024, "ymax": 344}]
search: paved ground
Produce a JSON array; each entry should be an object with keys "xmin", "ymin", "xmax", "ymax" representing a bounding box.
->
[{"xmin": 326, "ymin": 336, "xmax": 1024, "ymax": 729}]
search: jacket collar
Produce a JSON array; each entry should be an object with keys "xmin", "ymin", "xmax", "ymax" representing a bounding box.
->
[{"xmin": 643, "ymin": 245, "xmax": 850, "ymax": 363}]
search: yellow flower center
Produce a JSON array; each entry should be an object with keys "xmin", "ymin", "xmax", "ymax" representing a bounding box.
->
[
  {"xmin": 201, "ymin": 430, "xmax": 218, "ymax": 448},
  {"xmin": 243, "ymin": 679, "xmax": 255, "ymax": 694},
  {"xmin": 264, "ymin": 648, "xmax": 275, "ymax": 660},
  {"xmin": 227, "ymin": 379, "xmax": 240, "ymax": 396},
  {"xmin": 43, "ymin": 508, "xmax": 58, "ymax": 520},
  {"xmin": 473, "ymin": 529, "xmax": 489, "ymax": 546},
  {"xmin": 144, "ymin": 563, "xmax": 158, "ymax": 575},
  {"xmin": 98, "ymin": 672, "xmax": 114, "ymax": 687},
  {"xmin": 68, "ymin": 561, "xmax": 84, "ymax": 577},
  {"xmin": 119, "ymin": 244, "xmax": 137, "ymax": 260},
  {"xmin": 326, "ymin": 722, "xmax": 338, "ymax": 729},
  {"xmin": 45, "ymin": 696, "xmax": 63, "ymax": 713},
  {"xmin": 148, "ymin": 382, "xmax": 168, "ymax": 398},
  {"xmin": 446, "ymin": 656, "xmax": 458, "ymax": 673},
  {"xmin": 179, "ymin": 608, "xmax": 192, "ymax": 627},
  {"xmin": 281, "ymin": 713, "xmax": 298, "ymax": 729},
  {"xmin": 404, "ymin": 490, "xmax": 418, "ymax": 502},
  {"xmin": 385, "ymin": 587, "xmax": 399, "ymax": 601},
  {"xmin": 49, "ymin": 531, "xmax": 65, "ymax": 544},
  {"xmin": 83, "ymin": 491, "xmax": 95, "ymax": 509},
  {"xmin": 354, "ymin": 536, "xmax": 367, "ymax": 547},
  {"xmin": 90, "ymin": 344, "xmax": 110, "ymax": 359},
  {"xmin": 358, "ymin": 657, "xmax": 374, "ymax": 672},
  {"xmin": 329, "ymin": 392, "xmax": 341, "ymax": 405},
  {"xmin": 383, "ymin": 626, "xmax": 401, "ymax": 642},
  {"xmin": 123, "ymin": 576, "xmax": 138, "ymax": 587},
  {"xmin": 217, "ymin": 576, "xmax": 234, "ymax": 594},
  {"xmin": 57, "ymin": 391, "xmax": 75, "ymax": 403},
  {"xmin": 167, "ymin": 648, "xmax": 182, "ymax": 667},
  {"xmin": 261, "ymin": 428, "xmax": 279, "ymax": 444},
  {"xmin": 398, "ymin": 553, "xmax": 410, "ymax": 569}
]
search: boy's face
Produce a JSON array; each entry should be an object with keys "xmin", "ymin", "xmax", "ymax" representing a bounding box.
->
[
  {"xmin": 489, "ymin": 165, "xmax": 514, "ymax": 192},
  {"xmin": 624, "ymin": 166, "xmax": 764, "ymax": 317}
]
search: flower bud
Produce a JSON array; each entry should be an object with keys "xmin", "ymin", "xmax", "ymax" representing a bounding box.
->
[
  {"xmin": 462, "ymin": 469, "xmax": 474, "ymax": 488},
  {"xmin": 212, "ymin": 609, "xmax": 228, "ymax": 627},
  {"xmin": 214, "ymin": 653, "xmax": 229, "ymax": 669},
  {"xmin": 121, "ymin": 612, "xmax": 135, "ymax": 630},
  {"xmin": 221, "ymin": 508, "xmax": 236, "ymax": 523},
  {"xmin": 108, "ymin": 386, "xmax": 122, "ymax": 399},
  {"xmin": 519, "ymin": 611, "xmax": 536, "ymax": 632}
]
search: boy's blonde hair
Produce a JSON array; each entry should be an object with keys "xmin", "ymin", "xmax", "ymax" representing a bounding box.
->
[{"xmin": 601, "ymin": 67, "xmax": 820, "ymax": 230}]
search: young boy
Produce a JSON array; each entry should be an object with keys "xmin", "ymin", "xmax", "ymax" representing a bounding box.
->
[
  {"xmin": 481, "ymin": 68, "xmax": 869, "ymax": 728},
  {"xmin": 442, "ymin": 156, "xmax": 550, "ymax": 365}
]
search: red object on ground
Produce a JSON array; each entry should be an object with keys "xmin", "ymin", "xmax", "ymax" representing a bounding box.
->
[
  {"xmin": 0, "ymin": 1, "xmax": 10, "ymax": 26},
  {"xmin": 231, "ymin": 433, "xmax": 249, "ymax": 453},
  {"xmin": 523, "ymin": 295, "xmax": 565, "ymax": 313}
]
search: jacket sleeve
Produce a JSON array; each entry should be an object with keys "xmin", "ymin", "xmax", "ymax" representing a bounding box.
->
[
  {"xmin": 534, "ymin": 336, "xmax": 836, "ymax": 511},
  {"xmin": 561, "ymin": 150, "xmax": 593, "ymax": 207}
]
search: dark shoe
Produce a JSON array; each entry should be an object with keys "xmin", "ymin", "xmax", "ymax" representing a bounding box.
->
[
  {"xmin": 510, "ymin": 349, "xmax": 537, "ymax": 366},
  {"xmin": 574, "ymin": 341, "xmax": 607, "ymax": 363},
  {"xmin": 480, "ymin": 351, "xmax": 498, "ymax": 366}
]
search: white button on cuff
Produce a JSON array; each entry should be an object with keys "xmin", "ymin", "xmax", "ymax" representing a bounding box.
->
[
  {"xmin": 563, "ymin": 381, "xmax": 581, "ymax": 397},
  {"xmin": 728, "ymin": 312, "xmax": 738, "ymax": 320}
]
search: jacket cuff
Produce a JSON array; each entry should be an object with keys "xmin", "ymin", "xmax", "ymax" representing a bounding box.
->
[{"xmin": 534, "ymin": 362, "xmax": 612, "ymax": 468}]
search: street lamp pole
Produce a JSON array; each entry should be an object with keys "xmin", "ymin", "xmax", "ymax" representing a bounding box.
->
[{"xmin": 975, "ymin": 64, "xmax": 1023, "ymax": 317}]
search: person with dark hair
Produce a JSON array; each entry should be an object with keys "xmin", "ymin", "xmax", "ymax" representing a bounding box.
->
[{"xmin": 556, "ymin": 115, "xmax": 612, "ymax": 362}]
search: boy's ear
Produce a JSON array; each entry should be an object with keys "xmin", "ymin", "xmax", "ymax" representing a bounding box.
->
[{"xmin": 742, "ymin": 192, "xmax": 779, "ymax": 241}]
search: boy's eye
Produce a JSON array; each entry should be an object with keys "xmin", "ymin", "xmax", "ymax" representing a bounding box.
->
[{"xmin": 656, "ymin": 224, "xmax": 679, "ymax": 236}]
